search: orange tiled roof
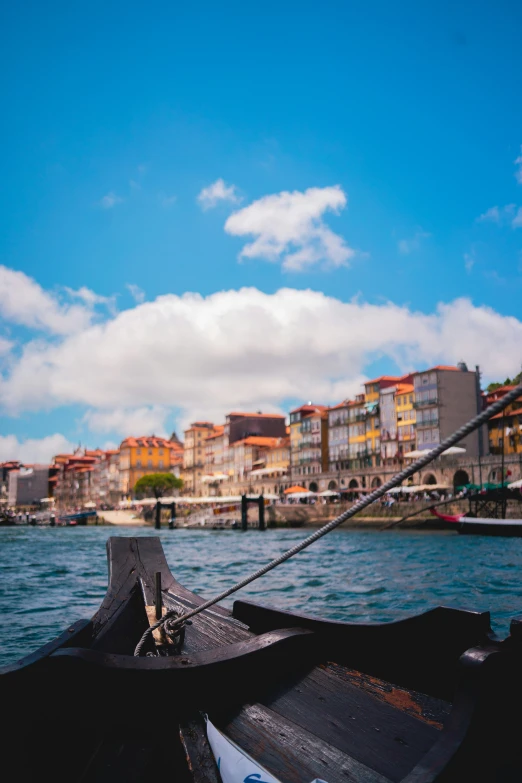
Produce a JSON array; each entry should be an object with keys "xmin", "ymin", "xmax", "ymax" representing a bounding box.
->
[
  {"xmin": 235, "ymin": 436, "xmax": 281, "ymax": 447},
  {"xmin": 120, "ymin": 436, "xmax": 178, "ymax": 449},
  {"xmin": 490, "ymin": 407, "xmax": 522, "ymax": 420},
  {"xmin": 364, "ymin": 375, "xmax": 401, "ymax": 385},
  {"xmin": 396, "ymin": 383, "xmax": 414, "ymax": 394},
  {"xmin": 289, "ymin": 404, "xmax": 327, "ymax": 415},
  {"xmin": 329, "ymin": 399, "xmax": 351, "ymax": 410}
]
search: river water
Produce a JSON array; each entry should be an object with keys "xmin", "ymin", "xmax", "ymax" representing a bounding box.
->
[{"xmin": 1, "ymin": 525, "xmax": 521, "ymax": 667}]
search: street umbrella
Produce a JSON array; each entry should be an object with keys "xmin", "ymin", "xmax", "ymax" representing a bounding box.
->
[{"xmin": 284, "ymin": 485, "xmax": 309, "ymax": 494}]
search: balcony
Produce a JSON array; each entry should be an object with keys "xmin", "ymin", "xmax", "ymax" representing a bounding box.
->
[
  {"xmin": 413, "ymin": 398, "xmax": 438, "ymax": 408},
  {"xmin": 416, "ymin": 417, "xmax": 439, "ymax": 428}
]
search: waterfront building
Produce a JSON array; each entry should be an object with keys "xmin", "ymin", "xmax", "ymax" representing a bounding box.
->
[
  {"xmin": 7, "ymin": 464, "xmax": 53, "ymax": 508},
  {"xmin": 328, "ymin": 401, "xmax": 350, "ymax": 474},
  {"xmin": 379, "ymin": 375, "xmax": 414, "ymax": 466},
  {"xmin": 289, "ymin": 404, "xmax": 328, "ymax": 485},
  {"xmin": 120, "ymin": 436, "xmax": 182, "ymax": 497},
  {"xmin": 201, "ymin": 425, "xmax": 227, "ymax": 495},
  {"xmin": 52, "ymin": 453, "xmax": 98, "ymax": 508},
  {"xmin": 92, "ymin": 449, "xmax": 121, "ymax": 507},
  {"xmin": 182, "ymin": 422, "xmax": 216, "ymax": 496},
  {"xmin": 395, "ymin": 383, "xmax": 416, "ymax": 459},
  {"xmin": 348, "ymin": 395, "xmax": 370, "ymax": 470},
  {"xmin": 0, "ymin": 461, "xmax": 22, "ymax": 505},
  {"xmin": 363, "ymin": 377, "xmax": 401, "ymax": 468},
  {"xmin": 260, "ymin": 434, "xmax": 290, "ymax": 485},
  {"xmin": 486, "ymin": 385, "xmax": 522, "ymax": 457},
  {"xmin": 413, "ymin": 364, "xmax": 483, "ymax": 456}
]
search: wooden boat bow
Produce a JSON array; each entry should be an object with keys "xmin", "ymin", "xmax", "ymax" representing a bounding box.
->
[{"xmin": 2, "ymin": 536, "xmax": 521, "ymax": 782}]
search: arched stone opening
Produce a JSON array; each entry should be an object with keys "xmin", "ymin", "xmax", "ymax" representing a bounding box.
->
[
  {"xmin": 328, "ymin": 480, "xmax": 338, "ymax": 490},
  {"xmin": 453, "ymin": 469, "xmax": 469, "ymax": 490},
  {"xmin": 423, "ymin": 473, "xmax": 437, "ymax": 485},
  {"xmin": 371, "ymin": 477, "xmax": 382, "ymax": 488},
  {"xmin": 349, "ymin": 479, "xmax": 359, "ymax": 489},
  {"xmin": 309, "ymin": 481, "xmax": 318, "ymax": 492}
]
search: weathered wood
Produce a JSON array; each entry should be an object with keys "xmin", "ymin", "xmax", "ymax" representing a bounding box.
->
[
  {"xmin": 218, "ymin": 702, "xmax": 389, "ymax": 783},
  {"xmin": 179, "ymin": 716, "xmax": 221, "ymax": 783},
  {"xmin": 258, "ymin": 661, "xmax": 442, "ymax": 782},
  {"xmin": 233, "ymin": 599, "xmax": 492, "ymax": 700}
]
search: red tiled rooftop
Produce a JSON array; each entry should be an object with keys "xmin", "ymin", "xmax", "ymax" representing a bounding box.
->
[{"xmin": 490, "ymin": 407, "xmax": 522, "ymax": 420}]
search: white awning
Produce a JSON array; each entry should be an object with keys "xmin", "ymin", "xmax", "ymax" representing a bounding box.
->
[
  {"xmin": 201, "ymin": 474, "xmax": 229, "ymax": 483},
  {"xmin": 404, "ymin": 446, "xmax": 466, "ymax": 459}
]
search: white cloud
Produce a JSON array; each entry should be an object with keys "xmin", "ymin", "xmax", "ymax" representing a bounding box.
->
[
  {"xmin": 477, "ymin": 204, "xmax": 516, "ymax": 225},
  {"xmin": 397, "ymin": 230, "xmax": 431, "ymax": 254},
  {"xmin": 197, "ymin": 178, "xmax": 240, "ymax": 210},
  {"xmin": 83, "ymin": 406, "xmax": 168, "ymax": 437},
  {"xmin": 0, "ymin": 265, "xmax": 100, "ymax": 335},
  {"xmin": 0, "ymin": 337, "xmax": 13, "ymax": 355},
  {"xmin": 126, "ymin": 284, "xmax": 145, "ymax": 304},
  {"xmin": 225, "ymin": 185, "xmax": 353, "ymax": 271},
  {"xmin": 477, "ymin": 206, "xmax": 501, "ymax": 223},
  {"xmin": 0, "ymin": 433, "xmax": 75, "ymax": 464},
  {"xmin": 512, "ymin": 207, "xmax": 522, "ymax": 228},
  {"xmin": 99, "ymin": 192, "xmax": 123, "ymax": 209},
  {"xmin": 1, "ymin": 282, "xmax": 521, "ymax": 427},
  {"xmin": 515, "ymin": 146, "xmax": 522, "ymax": 184}
]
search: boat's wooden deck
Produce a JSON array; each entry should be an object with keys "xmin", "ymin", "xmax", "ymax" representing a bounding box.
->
[
  {"xmin": 154, "ymin": 565, "xmax": 450, "ymax": 782},
  {"xmin": 5, "ymin": 537, "xmax": 520, "ymax": 783}
]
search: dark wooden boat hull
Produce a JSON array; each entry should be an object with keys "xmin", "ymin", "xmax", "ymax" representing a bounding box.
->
[
  {"xmin": 457, "ymin": 517, "xmax": 522, "ymax": 536},
  {"xmin": 1, "ymin": 536, "xmax": 521, "ymax": 782}
]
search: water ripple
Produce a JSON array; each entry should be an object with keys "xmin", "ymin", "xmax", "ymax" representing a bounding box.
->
[{"xmin": 1, "ymin": 526, "xmax": 522, "ymax": 666}]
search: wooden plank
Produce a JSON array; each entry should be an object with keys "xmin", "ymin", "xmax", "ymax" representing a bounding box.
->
[
  {"xmin": 179, "ymin": 716, "xmax": 221, "ymax": 783},
  {"xmin": 259, "ymin": 662, "xmax": 442, "ymax": 782},
  {"xmin": 233, "ymin": 600, "xmax": 491, "ymax": 700},
  {"xmin": 218, "ymin": 702, "xmax": 390, "ymax": 783}
]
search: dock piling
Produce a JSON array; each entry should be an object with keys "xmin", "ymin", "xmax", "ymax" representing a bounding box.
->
[
  {"xmin": 241, "ymin": 494, "xmax": 248, "ymax": 531},
  {"xmin": 258, "ymin": 495, "xmax": 265, "ymax": 531},
  {"xmin": 155, "ymin": 501, "xmax": 161, "ymax": 530},
  {"xmin": 169, "ymin": 501, "xmax": 176, "ymax": 529}
]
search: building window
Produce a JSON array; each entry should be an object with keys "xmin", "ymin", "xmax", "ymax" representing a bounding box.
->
[
  {"xmin": 137, "ymin": 460, "xmax": 142, "ymax": 468},
  {"xmin": 148, "ymin": 460, "xmax": 152, "ymax": 468},
  {"xmin": 148, "ymin": 449, "xmax": 152, "ymax": 455},
  {"xmin": 159, "ymin": 460, "xmax": 163, "ymax": 468},
  {"xmin": 159, "ymin": 449, "xmax": 164, "ymax": 456},
  {"xmin": 137, "ymin": 448, "xmax": 141, "ymax": 455}
]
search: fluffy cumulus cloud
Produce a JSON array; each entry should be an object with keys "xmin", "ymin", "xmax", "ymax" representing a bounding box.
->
[
  {"xmin": 1, "ymin": 276, "xmax": 522, "ymax": 432},
  {"xmin": 0, "ymin": 265, "xmax": 110, "ymax": 335},
  {"xmin": 0, "ymin": 433, "xmax": 75, "ymax": 463},
  {"xmin": 197, "ymin": 179, "xmax": 240, "ymax": 210},
  {"xmin": 224, "ymin": 185, "xmax": 353, "ymax": 271},
  {"xmin": 83, "ymin": 406, "xmax": 169, "ymax": 437}
]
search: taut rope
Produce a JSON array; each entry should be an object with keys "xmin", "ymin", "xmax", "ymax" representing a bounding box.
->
[{"xmin": 135, "ymin": 380, "xmax": 522, "ymax": 655}]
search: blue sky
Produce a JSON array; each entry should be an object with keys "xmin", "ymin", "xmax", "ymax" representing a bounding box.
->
[{"xmin": 1, "ymin": 1, "xmax": 521, "ymax": 461}]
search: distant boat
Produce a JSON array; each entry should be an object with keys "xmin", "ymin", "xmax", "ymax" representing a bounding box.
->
[
  {"xmin": 56, "ymin": 509, "xmax": 97, "ymax": 526},
  {"xmin": 430, "ymin": 507, "xmax": 522, "ymax": 537}
]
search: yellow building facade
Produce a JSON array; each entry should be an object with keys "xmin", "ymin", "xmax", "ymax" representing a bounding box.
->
[
  {"xmin": 119, "ymin": 436, "xmax": 182, "ymax": 496},
  {"xmin": 395, "ymin": 383, "xmax": 416, "ymax": 456}
]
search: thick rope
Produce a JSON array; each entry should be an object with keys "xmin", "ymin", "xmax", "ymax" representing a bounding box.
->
[{"xmin": 134, "ymin": 380, "xmax": 522, "ymax": 655}]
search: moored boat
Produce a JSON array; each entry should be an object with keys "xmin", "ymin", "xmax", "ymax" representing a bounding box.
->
[
  {"xmin": 430, "ymin": 506, "xmax": 522, "ymax": 537},
  {"xmin": 2, "ymin": 536, "xmax": 521, "ymax": 782}
]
